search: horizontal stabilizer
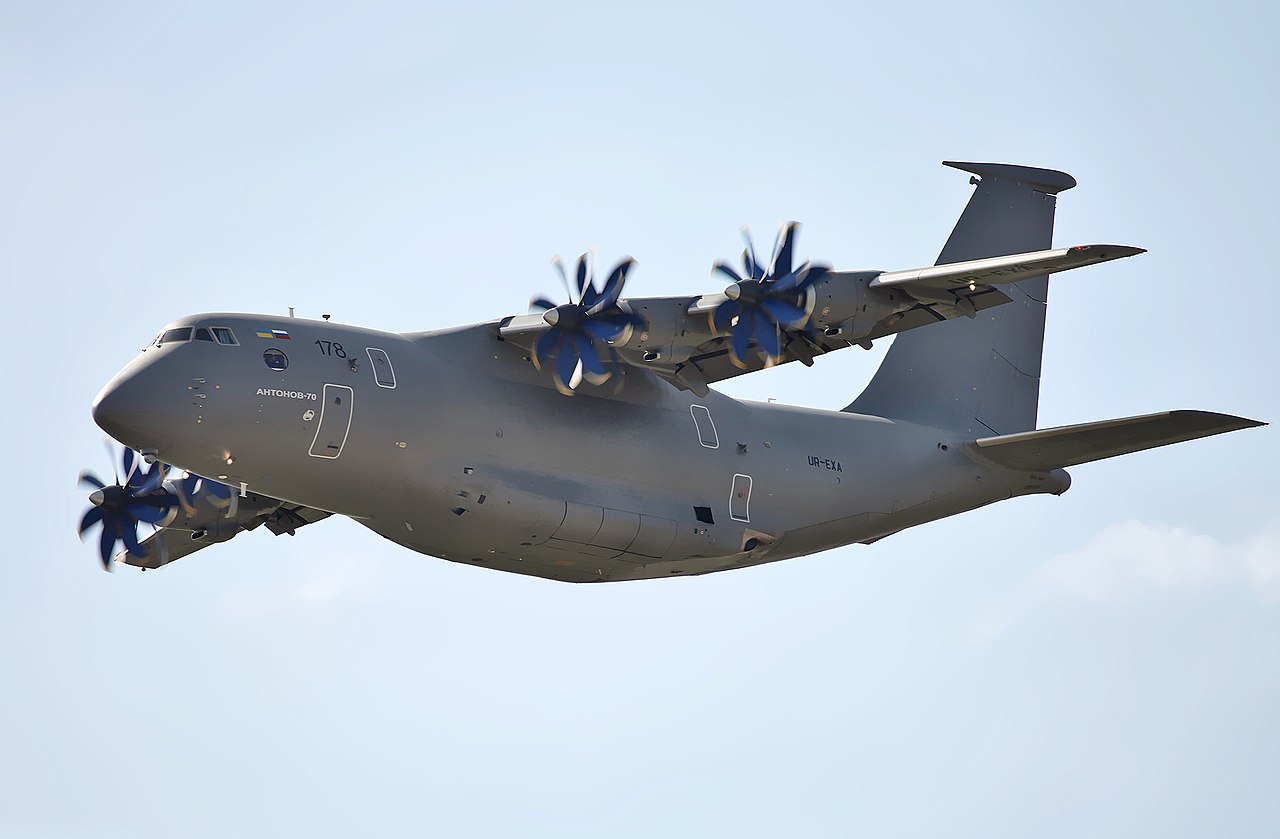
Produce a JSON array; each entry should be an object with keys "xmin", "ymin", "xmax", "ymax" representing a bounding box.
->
[
  {"xmin": 871, "ymin": 244, "xmax": 1145, "ymax": 292},
  {"xmin": 967, "ymin": 410, "xmax": 1265, "ymax": 472}
]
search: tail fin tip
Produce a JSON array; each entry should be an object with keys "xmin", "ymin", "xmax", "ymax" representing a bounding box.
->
[{"xmin": 943, "ymin": 161, "xmax": 1077, "ymax": 194}]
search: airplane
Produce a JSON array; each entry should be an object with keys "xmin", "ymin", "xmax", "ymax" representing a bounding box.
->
[{"xmin": 78, "ymin": 161, "xmax": 1266, "ymax": 582}]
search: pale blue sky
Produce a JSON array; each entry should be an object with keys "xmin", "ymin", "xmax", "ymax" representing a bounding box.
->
[{"xmin": 3, "ymin": 1, "xmax": 1278, "ymax": 836}]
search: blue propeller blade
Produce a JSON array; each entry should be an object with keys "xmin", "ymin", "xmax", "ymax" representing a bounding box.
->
[
  {"xmin": 731, "ymin": 312, "xmax": 754, "ymax": 366},
  {"xmin": 554, "ymin": 343, "xmax": 580, "ymax": 392},
  {"xmin": 120, "ymin": 447, "xmax": 138, "ymax": 488},
  {"xmin": 760, "ymin": 296, "xmax": 807, "ymax": 327},
  {"xmin": 79, "ymin": 506, "xmax": 104, "ymax": 536},
  {"xmin": 574, "ymin": 255, "xmax": 590, "ymax": 304},
  {"xmin": 580, "ymin": 317, "xmax": 625, "ymax": 344},
  {"xmin": 98, "ymin": 523, "xmax": 117, "ymax": 569},
  {"xmin": 711, "ymin": 300, "xmax": 740, "ymax": 334},
  {"xmin": 574, "ymin": 334, "xmax": 607, "ymax": 379},
  {"xmin": 534, "ymin": 329, "xmax": 562, "ymax": 370},
  {"xmin": 754, "ymin": 315, "xmax": 781, "ymax": 358},
  {"xmin": 769, "ymin": 267, "xmax": 805, "ymax": 294},
  {"xmin": 139, "ymin": 461, "xmax": 167, "ymax": 493},
  {"xmin": 587, "ymin": 258, "xmax": 633, "ymax": 315},
  {"xmin": 801, "ymin": 265, "xmax": 830, "ymax": 287},
  {"xmin": 772, "ymin": 223, "xmax": 797, "ymax": 278},
  {"xmin": 120, "ymin": 520, "xmax": 144, "ymax": 558},
  {"xmin": 714, "ymin": 262, "xmax": 744, "ymax": 285},
  {"xmin": 202, "ymin": 479, "xmax": 234, "ymax": 509},
  {"xmin": 128, "ymin": 498, "xmax": 172, "ymax": 524},
  {"xmin": 174, "ymin": 472, "xmax": 200, "ymax": 514},
  {"xmin": 79, "ymin": 471, "xmax": 105, "ymax": 490},
  {"xmin": 741, "ymin": 228, "xmax": 765, "ymax": 280}
]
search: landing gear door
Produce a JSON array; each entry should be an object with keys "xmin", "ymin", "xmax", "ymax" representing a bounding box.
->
[{"xmin": 309, "ymin": 384, "xmax": 354, "ymax": 459}]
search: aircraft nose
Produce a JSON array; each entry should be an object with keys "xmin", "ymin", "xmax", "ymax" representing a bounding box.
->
[
  {"xmin": 91, "ymin": 360, "xmax": 177, "ymax": 451},
  {"xmin": 92, "ymin": 375, "xmax": 133, "ymax": 442}
]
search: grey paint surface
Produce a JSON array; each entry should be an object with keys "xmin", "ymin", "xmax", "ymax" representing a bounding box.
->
[{"xmin": 88, "ymin": 164, "xmax": 1264, "ymax": 582}]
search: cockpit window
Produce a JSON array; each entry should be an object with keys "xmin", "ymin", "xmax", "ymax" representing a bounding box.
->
[
  {"xmin": 159, "ymin": 327, "xmax": 193, "ymax": 345},
  {"xmin": 194, "ymin": 327, "xmax": 215, "ymax": 342},
  {"xmin": 212, "ymin": 327, "xmax": 239, "ymax": 346}
]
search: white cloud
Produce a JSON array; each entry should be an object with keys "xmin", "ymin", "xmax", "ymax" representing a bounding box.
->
[
  {"xmin": 969, "ymin": 519, "xmax": 1280, "ymax": 643},
  {"xmin": 1032, "ymin": 519, "xmax": 1280, "ymax": 604}
]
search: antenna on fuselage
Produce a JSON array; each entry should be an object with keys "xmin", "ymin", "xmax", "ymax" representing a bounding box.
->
[{"xmin": 288, "ymin": 307, "xmax": 295, "ymax": 318}]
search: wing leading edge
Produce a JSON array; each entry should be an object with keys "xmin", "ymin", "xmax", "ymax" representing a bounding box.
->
[{"xmin": 870, "ymin": 244, "xmax": 1145, "ymax": 292}]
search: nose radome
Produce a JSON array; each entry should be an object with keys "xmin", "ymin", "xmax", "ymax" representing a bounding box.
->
[
  {"xmin": 92, "ymin": 346, "xmax": 191, "ymax": 454},
  {"xmin": 91, "ymin": 376, "xmax": 131, "ymax": 441},
  {"xmin": 91, "ymin": 360, "xmax": 173, "ymax": 448}
]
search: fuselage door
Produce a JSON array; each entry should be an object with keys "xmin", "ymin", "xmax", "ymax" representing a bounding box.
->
[
  {"xmin": 366, "ymin": 348, "xmax": 396, "ymax": 388},
  {"xmin": 309, "ymin": 384, "xmax": 354, "ymax": 459},
  {"xmin": 690, "ymin": 404, "xmax": 718, "ymax": 448},
  {"xmin": 729, "ymin": 473, "xmax": 752, "ymax": 522}
]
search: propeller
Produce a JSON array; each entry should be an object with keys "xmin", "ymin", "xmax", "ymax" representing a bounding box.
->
[
  {"xmin": 710, "ymin": 222, "xmax": 829, "ymax": 368},
  {"xmin": 528, "ymin": 251, "xmax": 646, "ymax": 395},
  {"xmin": 77, "ymin": 443, "xmax": 177, "ymax": 570},
  {"xmin": 172, "ymin": 470, "xmax": 236, "ymax": 517}
]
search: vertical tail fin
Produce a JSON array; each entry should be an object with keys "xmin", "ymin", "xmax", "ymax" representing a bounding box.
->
[{"xmin": 845, "ymin": 161, "xmax": 1077, "ymax": 435}]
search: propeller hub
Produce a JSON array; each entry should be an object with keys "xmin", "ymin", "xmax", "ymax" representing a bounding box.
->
[
  {"xmin": 544, "ymin": 304, "xmax": 585, "ymax": 332},
  {"xmin": 89, "ymin": 484, "xmax": 129, "ymax": 511},
  {"xmin": 726, "ymin": 280, "xmax": 768, "ymax": 306}
]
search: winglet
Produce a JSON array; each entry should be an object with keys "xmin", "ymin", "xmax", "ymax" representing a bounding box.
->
[{"xmin": 943, "ymin": 161, "xmax": 1077, "ymax": 194}]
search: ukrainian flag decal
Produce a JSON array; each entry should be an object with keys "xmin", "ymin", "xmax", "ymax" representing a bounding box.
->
[{"xmin": 256, "ymin": 328, "xmax": 291, "ymax": 340}]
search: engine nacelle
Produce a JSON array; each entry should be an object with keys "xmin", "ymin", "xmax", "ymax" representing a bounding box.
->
[
  {"xmin": 805, "ymin": 270, "xmax": 916, "ymax": 342},
  {"xmin": 157, "ymin": 477, "xmax": 280, "ymax": 543},
  {"xmin": 636, "ymin": 270, "xmax": 915, "ymax": 363}
]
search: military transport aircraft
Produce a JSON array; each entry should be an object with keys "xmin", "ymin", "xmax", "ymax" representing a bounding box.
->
[{"xmin": 78, "ymin": 161, "xmax": 1265, "ymax": 582}]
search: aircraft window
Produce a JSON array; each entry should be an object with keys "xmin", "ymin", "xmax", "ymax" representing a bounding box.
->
[
  {"xmin": 263, "ymin": 348, "xmax": 288, "ymax": 371},
  {"xmin": 212, "ymin": 327, "xmax": 239, "ymax": 346},
  {"xmin": 194, "ymin": 328, "xmax": 215, "ymax": 342},
  {"xmin": 159, "ymin": 327, "xmax": 192, "ymax": 345}
]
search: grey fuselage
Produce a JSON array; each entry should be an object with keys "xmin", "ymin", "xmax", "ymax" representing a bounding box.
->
[{"xmin": 92, "ymin": 313, "xmax": 1066, "ymax": 583}]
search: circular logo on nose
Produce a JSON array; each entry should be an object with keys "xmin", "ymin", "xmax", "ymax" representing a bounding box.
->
[
  {"xmin": 263, "ymin": 348, "xmax": 288, "ymax": 371},
  {"xmin": 302, "ymin": 409, "xmax": 315, "ymax": 422}
]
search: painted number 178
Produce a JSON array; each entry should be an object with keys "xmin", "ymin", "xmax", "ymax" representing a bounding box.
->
[{"xmin": 315, "ymin": 340, "xmax": 347, "ymax": 358}]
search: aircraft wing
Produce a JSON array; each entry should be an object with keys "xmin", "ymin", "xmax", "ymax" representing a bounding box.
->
[
  {"xmin": 497, "ymin": 283, "xmax": 1014, "ymax": 396},
  {"xmin": 493, "ymin": 243, "xmax": 1144, "ymax": 395},
  {"xmin": 870, "ymin": 245, "xmax": 1145, "ymax": 292},
  {"xmin": 118, "ymin": 502, "xmax": 332, "ymax": 570},
  {"xmin": 648, "ymin": 244, "xmax": 1144, "ymax": 392}
]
